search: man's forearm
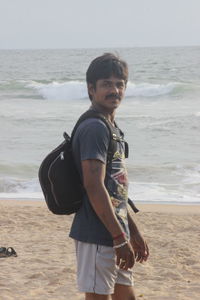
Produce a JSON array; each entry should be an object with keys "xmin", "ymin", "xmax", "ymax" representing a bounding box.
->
[{"xmin": 86, "ymin": 183, "xmax": 124, "ymax": 238}]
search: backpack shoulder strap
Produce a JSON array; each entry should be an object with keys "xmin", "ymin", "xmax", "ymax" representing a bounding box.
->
[{"xmin": 70, "ymin": 110, "xmax": 118, "ymax": 164}]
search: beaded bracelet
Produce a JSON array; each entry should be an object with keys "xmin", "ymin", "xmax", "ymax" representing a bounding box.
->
[
  {"xmin": 113, "ymin": 232, "xmax": 126, "ymax": 240},
  {"xmin": 113, "ymin": 240, "xmax": 128, "ymax": 249}
]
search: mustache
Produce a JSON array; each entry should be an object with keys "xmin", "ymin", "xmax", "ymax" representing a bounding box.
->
[{"xmin": 105, "ymin": 93, "xmax": 120, "ymax": 100}]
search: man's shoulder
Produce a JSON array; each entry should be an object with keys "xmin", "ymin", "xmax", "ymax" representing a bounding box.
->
[
  {"xmin": 72, "ymin": 117, "xmax": 110, "ymax": 164},
  {"xmin": 75, "ymin": 117, "xmax": 109, "ymax": 135}
]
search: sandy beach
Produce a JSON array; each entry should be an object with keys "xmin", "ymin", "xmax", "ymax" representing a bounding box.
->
[{"xmin": 0, "ymin": 199, "xmax": 200, "ymax": 300}]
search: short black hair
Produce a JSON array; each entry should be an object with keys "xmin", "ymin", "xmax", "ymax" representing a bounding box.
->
[{"xmin": 86, "ymin": 53, "xmax": 128, "ymax": 100}]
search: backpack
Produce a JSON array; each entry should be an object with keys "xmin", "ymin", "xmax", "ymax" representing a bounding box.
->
[{"xmin": 38, "ymin": 110, "xmax": 139, "ymax": 215}]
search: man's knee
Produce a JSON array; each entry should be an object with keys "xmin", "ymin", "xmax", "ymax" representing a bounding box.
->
[
  {"xmin": 85, "ymin": 292, "xmax": 111, "ymax": 300},
  {"xmin": 112, "ymin": 284, "xmax": 136, "ymax": 300}
]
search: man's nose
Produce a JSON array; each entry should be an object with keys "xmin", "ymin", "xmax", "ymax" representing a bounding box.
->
[{"xmin": 109, "ymin": 83, "xmax": 119, "ymax": 93}]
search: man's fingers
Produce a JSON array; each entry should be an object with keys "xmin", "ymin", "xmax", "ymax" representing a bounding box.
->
[
  {"xmin": 134, "ymin": 251, "xmax": 139, "ymax": 260},
  {"xmin": 119, "ymin": 258, "xmax": 127, "ymax": 269},
  {"xmin": 115, "ymin": 242, "xmax": 135, "ymax": 269},
  {"xmin": 145, "ymin": 242, "xmax": 149, "ymax": 258},
  {"xmin": 134, "ymin": 245, "xmax": 149, "ymax": 263},
  {"xmin": 136, "ymin": 252, "xmax": 142, "ymax": 262},
  {"xmin": 118, "ymin": 252, "xmax": 135, "ymax": 270},
  {"xmin": 116, "ymin": 254, "xmax": 121, "ymax": 266},
  {"xmin": 128, "ymin": 251, "xmax": 135, "ymax": 269},
  {"xmin": 129, "ymin": 253, "xmax": 135, "ymax": 268},
  {"xmin": 141, "ymin": 242, "xmax": 149, "ymax": 261},
  {"xmin": 125, "ymin": 258, "xmax": 130, "ymax": 270},
  {"xmin": 131, "ymin": 239, "xmax": 149, "ymax": 264},
  {"xmin": 120, "ymin": 255, "xmax": 134, "ymax": 270}
]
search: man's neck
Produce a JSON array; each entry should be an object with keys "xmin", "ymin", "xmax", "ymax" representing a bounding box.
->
[{"xmin": 90, "ymin": 104, "xmax": 116, "ymax": 125}]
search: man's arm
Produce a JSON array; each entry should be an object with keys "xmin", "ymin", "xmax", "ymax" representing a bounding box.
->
[
  {"xmin": 128, "ymin": 211, "xmax": 149, "ymax": 263},
  {"xmin": 82, "ymin": 159, "xmax": 135, "ymax": 270}
]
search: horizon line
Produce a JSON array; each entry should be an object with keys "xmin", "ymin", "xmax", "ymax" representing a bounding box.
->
[{"xmin": 0, "ymin": 44, "xmax": 200, "ymax": 51}]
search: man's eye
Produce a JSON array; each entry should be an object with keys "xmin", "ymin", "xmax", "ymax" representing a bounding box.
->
[{"xmin": 117, "ymin": 83, "xmax": 125, "ymax": 89}]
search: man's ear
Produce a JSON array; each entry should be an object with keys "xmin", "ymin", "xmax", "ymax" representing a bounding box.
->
[
  {"xmin": 88, "ymin": 83, "xmax": 94, "ymax": 95},
  {"xmin": 88, "ymin": 83, "xmax": 95, "ymax": 100}
]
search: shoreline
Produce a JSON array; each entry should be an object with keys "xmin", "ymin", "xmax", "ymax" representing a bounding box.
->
[{"xmin": 1, "ymin": 198, "xmax": 200, "ymax": 214}]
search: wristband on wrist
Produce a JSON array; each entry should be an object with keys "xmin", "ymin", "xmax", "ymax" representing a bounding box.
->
[
  {"xmin": 113, "ymin": 232, "xmax": 126, "ymax": 240},
  {"xmin": 113, "ymin": 240, "xmax": 128, "ymax": 249}
]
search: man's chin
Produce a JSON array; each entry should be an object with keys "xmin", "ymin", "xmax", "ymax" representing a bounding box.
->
[
  {"xmin": 97, "ymin": 101, "xmax": 120, "ymax": 112},
  {"xmin": 106, "ymin": 103, "xmax": 120, "ymax": 111},
  {"xmin": 111, "ymin": 100, "xmax": 120, "ymax": 108}
]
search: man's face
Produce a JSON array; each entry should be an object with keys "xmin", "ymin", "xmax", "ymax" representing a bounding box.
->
[{"xmin": 88, "ymin": 76, "xmax": 126, "ymax": 111}]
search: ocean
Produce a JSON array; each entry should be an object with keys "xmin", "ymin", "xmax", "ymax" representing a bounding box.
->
[{"xmin": 0, "ymin": 47, "xmax": 200, "ymax": 204}]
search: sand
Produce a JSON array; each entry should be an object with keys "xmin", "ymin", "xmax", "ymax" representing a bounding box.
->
[{"xmin": 0, "ymin": 199, "xmax": 200, "ymax": 300}]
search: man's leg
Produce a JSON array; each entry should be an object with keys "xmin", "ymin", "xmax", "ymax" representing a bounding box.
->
[
  {"xmin": 85, "ymin": 292, "xmax": 111, "ymax": 300},
  {"xmin": 111, "ymin": 284, "xmax": 136, "ymax": 300},
  {"xmin": 75, "ymin": 242, "xmax": 117, "ymax": 297}
]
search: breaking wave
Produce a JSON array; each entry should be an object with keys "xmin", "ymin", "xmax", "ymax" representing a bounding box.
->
[
  {"xmin": 0, "ymin": 79, "xmax": 197, "ymax": 101},
  {"xmin": 27, "ymin": 81, "xmax": 87, "ymax": 100},
  {"xmin": 0, "ymin": 177, "xmax": 42, "ymax": 199},
  {"xmin": 27, "ymin": 80, "xmax": 179, "ymax": 100}
]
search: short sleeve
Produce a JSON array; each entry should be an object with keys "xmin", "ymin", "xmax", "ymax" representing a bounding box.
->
[{"xmin": 77, "ymin": 118, "xmax": 110, "ymax": 164}]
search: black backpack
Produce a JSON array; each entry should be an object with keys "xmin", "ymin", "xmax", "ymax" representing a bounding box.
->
[{"xmin": 38, "ymin": 110, "xmax": 139, "ymax": 215}]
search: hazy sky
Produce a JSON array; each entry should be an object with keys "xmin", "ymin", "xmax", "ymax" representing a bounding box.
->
[{"xmin": 1, "ymin": 0, "xmax": 200, "ymax": 49}]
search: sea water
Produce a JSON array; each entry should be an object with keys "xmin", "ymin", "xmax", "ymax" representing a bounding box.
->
[{"xmin": 0, "ymin": 47, "xmax": 200, "ymax": 204}]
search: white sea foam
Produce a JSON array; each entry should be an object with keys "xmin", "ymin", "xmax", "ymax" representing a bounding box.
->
[
  {"xmin": 0, "ymin": 177, "xmax": 40, "ymax": 194},
  {"xmin": 28, "ymin": 81, "xmax": 88, "ymax": 100},
  {"xmin": 128, "ymin": 164, "xmax": 200, "ymax": 204},
  {"xmin": 0, "ymin": 192, "xmax": 43, "ymax": 200},
  {"xmin": 0, "ymin": 171, "xmax": 199, "ymax": 204},
  {"xmin": 0, "ymin": 176, "xmax": 42, "ymax": 200},
  {"xmin": 27, "ymin": 80, "xmax": 178, "ymax": 101},
  {"xmin": 0, "ymin": 177, "xmax": 43, "ymax": 199},
  {"xmin": 126, "ymin": 82, "xmax": 177, "ymax": 97},
  {"xmin": 175, "ymin": 165, "xmax": 200, "ymax": 184},
  {"xmin": 129, "ymin": 181, "xmax": 200, "ymax": 204}
]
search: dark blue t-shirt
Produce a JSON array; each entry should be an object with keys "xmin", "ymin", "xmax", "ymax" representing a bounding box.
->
[{"xmin": 69, "ymin": 118, "xmax": 130, "ymax": 247}]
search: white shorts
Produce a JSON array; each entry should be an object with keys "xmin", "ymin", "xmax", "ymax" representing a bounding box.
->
[{"xmin": 75, "ymin": 240, "xmax": 134, "ymax": 295}]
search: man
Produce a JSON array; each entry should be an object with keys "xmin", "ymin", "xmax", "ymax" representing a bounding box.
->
[{"xmin": 70, "ymin": 53, "xmax": 149, "ymax": 300}]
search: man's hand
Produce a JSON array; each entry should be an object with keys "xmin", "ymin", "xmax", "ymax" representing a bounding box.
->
[
  {"xmin": 130, "ymin": 232, "xmax": 149, "ymax": 263},
  {"xmin": 114, "ymin": 241, "xmax": 135, "ymax": 270}
]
